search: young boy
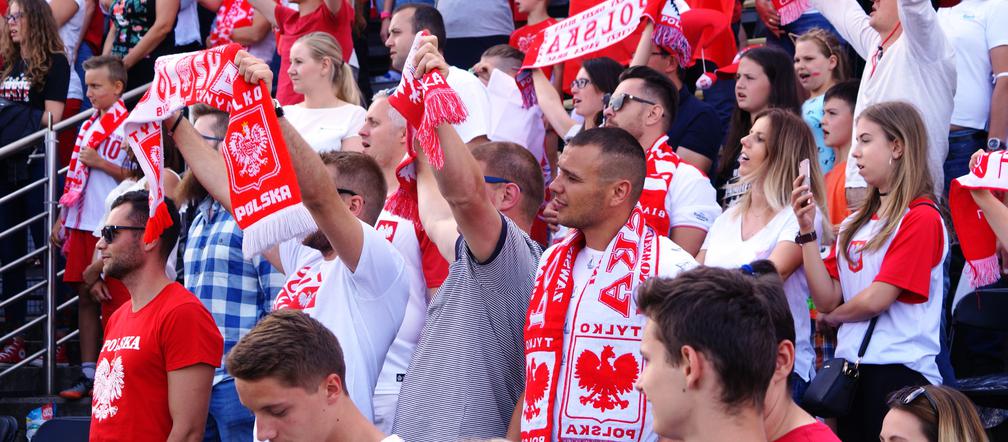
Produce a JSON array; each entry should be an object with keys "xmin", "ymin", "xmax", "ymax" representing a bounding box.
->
[
  {"xmin": 510, "ymin": 0, "xmax": 555, "ymax": 53},
  {"xmin": 820, "ymin": 80, "xmax": 859, "ymax": 227},
  {"xmin": 55, "ymin": 55, "xmax": 130, "ymax": 400}
]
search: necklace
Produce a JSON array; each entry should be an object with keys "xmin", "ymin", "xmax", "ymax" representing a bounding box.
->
[{"xmin": 870, "ymin": 23, "xmax": 902, "ymax": 78}]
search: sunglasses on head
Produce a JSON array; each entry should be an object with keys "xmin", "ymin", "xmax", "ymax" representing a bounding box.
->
[
  {"xmin": 603, "ymin": 93, "xmax": 657, "ymax": 112},
  {"xmin": 903, "ymin": 386, "xmax": 939, "ymax": 419},
  {"xmin": 101, "ymin": 225, "xmax": 145, "ymax": 243}
]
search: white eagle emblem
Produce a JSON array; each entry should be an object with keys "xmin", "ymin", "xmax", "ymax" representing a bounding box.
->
[
  {"xmin": 227, "ymin": 122, "xmax": 269, "ymax": 177},
  {"xmin": 92, "ymin": 356, "xmax": 125, "ymax": 421}
]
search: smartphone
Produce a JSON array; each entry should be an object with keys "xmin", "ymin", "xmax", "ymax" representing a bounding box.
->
[{"xmin": 799, "ymin": 159, "xmax": 810, "ymax": 188}]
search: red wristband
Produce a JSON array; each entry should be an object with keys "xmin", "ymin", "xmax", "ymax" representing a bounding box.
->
[{"xmin": 380, "ymin": 10, "xmax": 392, "ymax": 19}]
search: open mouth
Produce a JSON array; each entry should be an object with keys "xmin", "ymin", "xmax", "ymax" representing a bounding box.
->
[
  {"xmin": 572, "ymin": 98, "xmax": 582, "ymax": 107},
  {"xmin": 798, "ymin": 72, "xmax": 811, "ymax": 80},
  {"xmin": 361, "ymin": 140, "xmax": 371, "ymax": 148},
  {"xmin": 736, "ymin": 92, "xmax": 747, "ymax": 101}
]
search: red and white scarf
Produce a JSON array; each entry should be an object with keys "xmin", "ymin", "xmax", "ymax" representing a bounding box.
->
[
  {"xmin": 123, "ymin": 43, "xmax": 315, "ymax": 257},
  {"xmin": 772, "ymin": 0, "xmax": 810, "ymax": 26},
  {"xmin": 639, "ymin": 135, "xmax": 687, "ymax": 236},
  {"xmin": 522, "ymin": 206, "xmax": 659, "ymax": 442},
  {"xmin": 207, "ymin": 0, "xmax": 255, "ymax": 48},
  {"xmin": 949, "ymin": 151, "xmax": 1007, "ymax": 288},
  {"xmin": 517, "ymin": 0, "xmax": 690, "ymax": 107},
  {"xmin": 385, "ymin": 31, "xmax": 468, "ymax": 223},
  {"xmin": 59, "ymin": 100, "xmax": 129, "ymax": 208}
]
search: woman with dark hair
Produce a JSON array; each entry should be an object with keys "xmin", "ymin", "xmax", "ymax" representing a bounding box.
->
[
  {"xmin": 717, "ymin": 45, "xmax": 802, "ymax": 208},
  {"xmin": 101, "ymin": 0, "xmax": 178, "ymax": 92},
  {"xmin": 0, "ymin": 0, "xmax": 70, "ymax": 365},
  {"xmin": 532, "ymin": 56, "xmax": 622, "ymax": 143}
]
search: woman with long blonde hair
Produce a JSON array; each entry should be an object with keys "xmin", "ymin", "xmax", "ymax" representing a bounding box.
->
[
  {"xmin": 792, "ymin": 101, "xmax": 947, "ymax": 441},
  {"xmin": 882, "ymin": 385, "xmax": 988, "ymax": 442},
  {"xmin": 283, "ymin": 32, "xmax": 365, "ymax": 153},
  {"xmin": 698, "ymin": 107, "xmax": 828, "ymax": 401}
]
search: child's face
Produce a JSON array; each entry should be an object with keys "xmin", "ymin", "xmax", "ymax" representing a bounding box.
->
[
  {"xmin": 515, "ymin": 0, "xmax": 544, "ymax": 14},
  {"xmin": 84, "ymin": 67, "xmax": 123, "ymax": 112},
  {"xmin": 821, "ymin": 97, "xmax": 854, "ymax": 150}
]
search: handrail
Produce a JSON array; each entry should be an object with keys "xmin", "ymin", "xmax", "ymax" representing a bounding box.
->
[{"xmin": 0, "ymin": 82, "xmax": 151, "ymax": 161}]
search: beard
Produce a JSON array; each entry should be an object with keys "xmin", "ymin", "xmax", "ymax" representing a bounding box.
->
[
  {"xmin": 103, "ymin": 250, "xmax": 143, "ymax": 280},
  {"xmin": 302, "ymin": 230, "xmax": 333, "ymax": 255}
]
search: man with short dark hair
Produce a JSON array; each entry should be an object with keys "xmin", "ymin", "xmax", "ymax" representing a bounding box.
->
[
  {"xmin": 384, "ymin": 3, "xmax": 490, "ymax": 146},
  {"xmin": 228, "ymin": 310, "xmax": 399, "ymax": 442},
  {"xmin": 175, "ymin": 106, "xmax": 285, "ymax": 442},
  {"xmin": 88, "ymin": 190, "xmax": 224, "ymax": 441},
  {"xmin": 516, "ymin": 127, "xmax": 697, "ymax": 442},
  {"xmin": 635, "ymin": 265, "xmax": 777, "ymax": 442},
  {"xmin": 600, "ymin": 65, "xmax": 721, "ymax": 256}
]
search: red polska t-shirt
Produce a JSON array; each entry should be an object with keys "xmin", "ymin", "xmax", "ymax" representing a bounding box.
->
[{"xmin": 88, "ymin": 282, "xmax": 223, "ymax": 441}]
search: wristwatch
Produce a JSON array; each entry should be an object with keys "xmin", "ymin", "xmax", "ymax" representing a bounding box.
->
[
  {"xmin": 273, "ymin": 98, "xmax": 284, "ymax": 118},
  {"xmin": 795, "ymin": 230, "xmax": 817, "ymax": 245},
  {"xmin": 988, "ymin": 137, "xmax": 1004, "ymax": 151}
]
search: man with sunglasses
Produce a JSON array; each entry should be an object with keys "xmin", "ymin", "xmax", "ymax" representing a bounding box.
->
[
  {"xmin": 174, "ymin": 104, "xmax": 285, "ymax": 442},
  {"xmin": 600, "ymin": 66, "xmax": 721, "ymax": 257},
  {"xmin": 165, "ymin": 54, "xmax": 411, "ymax": 427},
  {"xmin": 89, "ymin": 190, "xmax": 224, "ymax": 441}
]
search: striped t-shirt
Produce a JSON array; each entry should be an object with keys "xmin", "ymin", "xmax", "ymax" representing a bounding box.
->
[{"xmin": 393, "ymin": 215, "xmax": 542, "ymax": 441}]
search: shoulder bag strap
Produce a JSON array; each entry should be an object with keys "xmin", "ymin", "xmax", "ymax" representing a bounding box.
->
[{"xmin": 856, "ymin": 316, "xmax": 879, "ymax": 359}]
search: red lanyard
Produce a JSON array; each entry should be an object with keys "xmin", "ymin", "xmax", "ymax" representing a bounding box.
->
[{"xmin": 870, "ymin": 23, "xmax": 902, "ymax": 79}]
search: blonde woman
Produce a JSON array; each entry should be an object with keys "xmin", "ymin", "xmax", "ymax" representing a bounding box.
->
[
  {"xmin": 791, "ymin": 101, "xmax": 947, "ymax": 441},
  {"xmin": 881, "ymin": 385, "xmax": 988, "ymax": 442},
  {"xmin": 794, "ymin": 28, "xmax": 848, "ymax": 174},
  {"xmin": 283, "ymin": 32, "xmax": 365, "ymax": 153},
  {"xmin": 698, "ymin": 108, "xmax": 828, "ymax": 402}
]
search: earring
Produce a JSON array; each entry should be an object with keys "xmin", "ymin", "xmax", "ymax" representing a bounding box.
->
[{"xmin": 889, "ymin": 157, "xmax": 893, "ymax": 166}]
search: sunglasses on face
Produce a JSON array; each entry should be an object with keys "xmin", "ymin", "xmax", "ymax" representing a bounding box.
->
[
  {"xmin": 603, "ymin": 93, "xmax": 657, "ymax": 112},
  {"xmin": 101, "ymin": 225, "xmax": 145, "ymax": 243},
  {"xmin": 337, "ymin": 188, "xmax": 358, "ymax": 197},
  {"xmin": 570, "ymin": 78, "xmax": 591, "ymax": 90}
]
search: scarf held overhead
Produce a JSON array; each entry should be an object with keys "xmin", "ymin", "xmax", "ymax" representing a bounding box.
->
[
  {"xmin": 122, "ymin": 43, "xmax": 315, "ymax": 257},
  {"xmin": 60, "ymin": 100, "xmax": 129, "ymax": 208},
  {"xmin": 949, "ymin": 151, "xmax": 1008, "ymax": 289},
  {"xmin": 522, "ymin": 206, "xmax": 658, "ymax": 442},
  {"xmin": 385, "ymin": 31, "xmax": 468, "ymax": 223}
]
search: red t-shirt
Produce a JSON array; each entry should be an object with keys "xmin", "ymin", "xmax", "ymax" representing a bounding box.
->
[
  {"xmin": 416, "ymin": 225, "xmax": 449, "ymax": 289},
  {"xmin": 774, "ymin": 421, "xmax": 841, "ymax": 442},
  {"xmin": 89, "ymin": 283, "xmax": 223, "ymax": 441},
  {"xmin": 274, "ymin": 0, "xmax": 353, "ymax": 104}
]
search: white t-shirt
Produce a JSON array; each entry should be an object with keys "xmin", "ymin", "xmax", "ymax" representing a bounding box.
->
[
  {"xmin": 937, "ymin": 0, "xmax": 1008, "ymax": 130},
  {"xmin": 446, "ymin": 66, "xmax": 491, "ymax": 143},
  {"xmin": 49, "ymin": 0, "xmax": 85, "ymax": 100},
  {"xmin": 64, "ymin": 125, "xmax": 130, "ymax": 232},
  {"xmin": 274, "ymin": 221, "xmax": 410, "ymax": 420},
  {"xmin": 373, "ymin": 211, "xmax": 427, "ymax": 397},
  {"xmin": 549, "ymin": 234, "xmax": 697, "ymax": 442},
  {"xmin": 283, "ymin": 104, "xmax": 366, "ymax": 152},
  {"xmin": 831, "ymin": 201, "xmax": 946, "ymax": 384},
  {"xmin": 650, "ymin": 136, "xmax": 722, "ymax": 233},
  {"xmin": 813, "ymin": 0, "xmax": 955, "ymax": 193},
  {"xmin": 437, "ymin": 0, "xmax": 514, "ymax": 38},
  {"xmin": 173, "ymin": 0, "xmax": 201, "ymax": 46},
  {"xmin": 700, "ymin": 206, "xmax": 818, "ymax": 381},
  {"xmin": 485, "ymin": 69, "xmax": 546, "ymax": 165}
]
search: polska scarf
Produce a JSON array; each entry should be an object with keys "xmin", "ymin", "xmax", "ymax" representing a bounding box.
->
[
  {"xmin": 517, "ymin": 0, "xmax": 690, "ymax": 107},
  {"xmin": 123, "ymin": 43, "xmax": 315, "ymax": 257},
  {"xmin": 522, "ymin": 205, "xmax": 658, "ymax": 442},
  {"xmin": 772, "ymin": 0, "xmax": 809, "ymax": 27},
  {"xmin": 385, "ymin": 31, "xmax": 468, "ymax": 223},
  {"xmin": 207, "ymin": 0, "xmax": 255, "ymax": 48},
  {"xmin": 60, "ymin": 100, "xmax": 129, "ymax": 208},
  {"xmin": 949, "ymin": 151, "xmax": 1006, "ymax": 288},
  {"xmin": 639, "ymin": 135, "xmax": 686, "ymax": 235}
]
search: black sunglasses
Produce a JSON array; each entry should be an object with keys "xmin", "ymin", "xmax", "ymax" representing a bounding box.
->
[
  {"xmin": 903, "ymin": 386, "xmax": 939, "ymax": 420},
  {"xmin": 570, "ymin": 78, "xmax": 591, "ymax": 90},
  {"xmin": 101, "ymin": 225, "xmax": 145, "ymax": 243},
  {"xmin": 603, "ymin": 93, "xmax": 657, "ymax": 112},
  {"xmin": 337, "ymin": 188, "xmax": 358, "ymax": 197}
]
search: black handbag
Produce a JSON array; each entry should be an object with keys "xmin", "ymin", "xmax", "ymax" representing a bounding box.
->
[{"xmin": 801, "ymin": 317, "xmax": 878, "ymax": 417}]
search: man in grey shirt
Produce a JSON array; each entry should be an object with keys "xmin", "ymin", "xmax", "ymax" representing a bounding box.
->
[{"xmin": 393, "ymin": 35, "xmax": 545, "ymax": 442}]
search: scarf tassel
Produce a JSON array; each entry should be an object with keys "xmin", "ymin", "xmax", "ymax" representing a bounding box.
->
[
  {"xmin": 59, "ymin": 190, "xmax": 82, "ymax": 208},
  {"xmin": 142, "ymin": 201, "xmax": 174, "ymax": 244},
  {"xmin": 652, "ymin": 23, "xmax": 692, "ymax": 68},
  {"xmin": 240, "ymin": 202, "xmax": 317, "ymax": 258},
  {"xmin": 776, "ymin": 0, "xmax": 810, "ymax": 26},
  {"xmin": 386, "ymin": 186, "xmax": 419, "ymax": 223},
  {"xmin": 967, "ymin": 254, "xmax": 1001, "ymax": 289},
  {"xmin": 417, "ymin": 83, "xmax": 468, "ymax": 170}
]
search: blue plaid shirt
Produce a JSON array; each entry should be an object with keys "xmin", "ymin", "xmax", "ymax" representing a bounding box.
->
[{"xmin": 183, "ymin": 199, "xmax": 284, "ymax": 385}]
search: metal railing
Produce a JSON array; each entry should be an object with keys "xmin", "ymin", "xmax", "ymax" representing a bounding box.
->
[{"xmin": 0, "ymin": 84, "xmax": 150, "ymax": 394}]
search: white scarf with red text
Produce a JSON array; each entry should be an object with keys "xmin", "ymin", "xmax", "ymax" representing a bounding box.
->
[
  {"xmin": 123, "ymin": 44, "xmax": 314, "ymax": 256},
  {"xmin": 522, "ymin": 206, "xmax": 658, "ymax": 442},
  {"xmin": 59, "ymin": 100, "xmax": 129, "ymax": 208}
]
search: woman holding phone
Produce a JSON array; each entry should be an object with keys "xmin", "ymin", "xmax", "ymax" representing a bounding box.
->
[
  {"xmin": 698, "ymin": 108, "xmax": 828, "ymax": 401},
  {"xmin": 791, "ymin": 101, "xmax": 946, "ymax": 441}
]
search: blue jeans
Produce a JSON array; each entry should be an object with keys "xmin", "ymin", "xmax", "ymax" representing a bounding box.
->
[
  {"xmin": 759, "ymin": 13, "xmax": 843, "ymax": 57},
  {"xmin": 203, "ymin": 379, "xmax": 255, "ymax": 442},
  {"xmin": 74, "ymin": 43, "xmax": 95, "ymax": 112},
  {"xmin": 944, "ymin": 128, "xmax": 986, "ymax": 199}
]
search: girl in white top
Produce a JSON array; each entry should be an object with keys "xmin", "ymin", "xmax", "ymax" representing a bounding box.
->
[
  {"xmin": 698, "ymin": 108, "xmax": 828, "ymax": 398},
  {"xmin": 283, "ymin": 32, "xmax": 365, "ymax": 153},
  {"xmin": 792, "ymin": 102, "xmax": 947, "ymax": 441}
]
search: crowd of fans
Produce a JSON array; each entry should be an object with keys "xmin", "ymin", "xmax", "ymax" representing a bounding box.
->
[{"xmin": 0, "ymin": 0, "xmax": 1006, "ymax": 440}]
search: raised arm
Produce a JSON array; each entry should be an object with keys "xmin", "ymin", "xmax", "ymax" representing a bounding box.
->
[
  {"xmin": 169, "ymin": 115, "xmax": 233, "ymax": 211},
  {"xmin": 413, "ymin": 36, "xmax": 506, "ymax": 262},
  {"xmin": 630, "ymin": 21, "xmax": 654, "ymax": 67},
  {"xmin": 230, "ymin": 10, "xmax": 272, "ymax": 46},
  {"xmin": 415, "ymin": 151, "xmax": 460, "ymax": 262},
  {"xmin": 791, "ymin": 177, "xmax": 843, "ymax": 311},
  {"xmin": 897, "ymin": 0, "xmax": 948, "ymax": 62},
  {"xmin": 808, "ymin": 0, "xmax": 875, "ymax": 60},
  {"xmin": 247, "ymin": 0, "xmax": 278, "ymax": 27},
  {"xmin": 533, "ymin": 69, "xmax": 578, "ymax": 139}
]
